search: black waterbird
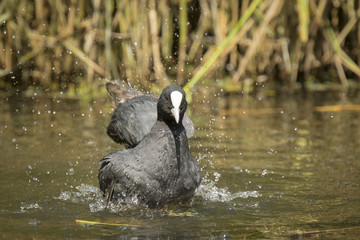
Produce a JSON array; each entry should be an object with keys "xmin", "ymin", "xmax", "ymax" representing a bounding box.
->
[{"xmin": 98, "ymin": 85, "xmax": 201, "ymax": 208}]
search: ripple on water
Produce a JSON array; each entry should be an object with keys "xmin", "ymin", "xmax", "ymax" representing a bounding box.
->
[{"xmin": 28, "ymin": 219, "xmax": 41, "ymax": 226}]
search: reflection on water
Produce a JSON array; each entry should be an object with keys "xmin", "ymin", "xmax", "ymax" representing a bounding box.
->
[{"xmin": 0, "ymin": 90, "xmax": 360, "ymax": 239}]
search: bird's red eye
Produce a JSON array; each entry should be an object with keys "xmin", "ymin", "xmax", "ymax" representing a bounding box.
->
[{"xmin": 164, "ymin": 97, "xmax": 169, "ymax": 102}]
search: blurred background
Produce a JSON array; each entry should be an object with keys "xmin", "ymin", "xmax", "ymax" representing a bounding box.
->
[{"xmin": 1, "ymin": 0, "xmax": 359, "ymax": 97}]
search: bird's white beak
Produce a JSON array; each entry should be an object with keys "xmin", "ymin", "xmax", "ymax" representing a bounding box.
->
[{"xmin": 170, "ymin": 91, "xmax": 183, "ymax": 124}]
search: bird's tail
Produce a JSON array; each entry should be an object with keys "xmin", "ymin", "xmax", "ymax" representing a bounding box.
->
[{"xmin": 106, "ymin": 82, "xmax": 142, "ymax": 106}]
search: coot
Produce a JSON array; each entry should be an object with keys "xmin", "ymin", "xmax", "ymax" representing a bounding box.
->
[
  {"xmin": 106, "ymin": 82, "xmax": 195, "ymax": 148},
  {"xmin": 98, "ymin": 85, "xmax": 201, "ymax": 208}
]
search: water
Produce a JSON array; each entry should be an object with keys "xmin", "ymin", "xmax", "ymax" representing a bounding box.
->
[{"xmin": 1, "ymin": 90, "xmax": 360, "ymax": 239}]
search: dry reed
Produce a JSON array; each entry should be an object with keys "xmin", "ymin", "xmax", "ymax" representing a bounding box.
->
[{"xmin": 0, "ymin": 0, "xmax": 359, "ymax": 96}]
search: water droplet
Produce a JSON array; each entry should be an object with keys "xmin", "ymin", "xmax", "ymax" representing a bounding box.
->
[
  {"xmin": 213, "ymin": 172, "xmax": 221, "ymax": 182},
  {"xmin": 219, "ymin": 232, "xmax": 230, "ymax": 239},
  {"xmin": 66, "ymin": 168, "xmax": 74, "ymax": 176},
  {"xmin": 228, "ymin": 206, "xmax": 235, "ymax": 212}
]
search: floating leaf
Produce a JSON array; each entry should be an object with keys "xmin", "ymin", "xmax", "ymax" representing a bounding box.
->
[{"xmin": 75, "ymin": 219, "xmax": 140, "ymax": 227}]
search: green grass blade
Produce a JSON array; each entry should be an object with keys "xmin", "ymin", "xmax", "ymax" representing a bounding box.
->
[
  {"xmin": 326, "ymin": 22, "xmax": 360, "ymax": 77},
  {"xmin": 184, "ymin": 0, "xmax": 263, "ymax": 94},
  {"xmin": 297, "ymin": 0, "xmax": 309, "ymax": 42}
]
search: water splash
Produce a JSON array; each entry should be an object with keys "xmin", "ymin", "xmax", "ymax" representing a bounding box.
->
[
  {"xmin": 195, "ymin": 175, "xmax": 261, "ymax": 202},
  {"xmin": 28, "ymin": 219, "xmax": 41, "ymax": 226},
  {"xmin": 57, "ymin": 174, "xmax": 261, "ymax": 213},
  {"xmin": 195, "ymin": 178, "xmax": 233, "ymax": 202},
  {"xmin": 20, "ymin": 202, "xmax": 42, "ymax": 212},
  {"xmin": 195, "ymin": 152, "xmax": 261, "ymax": 202},
  {"xmin": 56, "ymin": 184, "xmax": 131, "ymax": 213},
  {"xmin": 56, "ymin": 184, "xmax": 104, "ymax": 210}
]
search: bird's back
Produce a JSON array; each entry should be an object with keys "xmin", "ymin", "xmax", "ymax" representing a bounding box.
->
[{"xmin": 99, "ymin": 121, "xmax": 201, "ymax": 207}]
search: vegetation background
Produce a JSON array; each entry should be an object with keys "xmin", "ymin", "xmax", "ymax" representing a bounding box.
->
[{"xmin": 1, "ymin": 0, "xmax": 359, "ymax": 97}]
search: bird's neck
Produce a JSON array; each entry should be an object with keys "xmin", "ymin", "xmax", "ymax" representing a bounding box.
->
[
  {"xmin": 156, "ymin": 117, "xmax": 185, "ymax": 137},
  {"xmin": 168, "ymin": 121, "xmax": 188, "ymax": 179},
  {"xmin": 168, "ymin": 122, "xmax": 185, "ymax": 138}
]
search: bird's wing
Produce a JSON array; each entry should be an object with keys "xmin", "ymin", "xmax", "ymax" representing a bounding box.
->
[{"xmin": 106, "ymin": 96, "xmax": 158, "ymax": 147}]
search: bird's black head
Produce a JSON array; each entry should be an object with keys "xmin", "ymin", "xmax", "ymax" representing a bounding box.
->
[{"xmin": 157, "ymin": 85, "xmax": 187, "ymax": 125}]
